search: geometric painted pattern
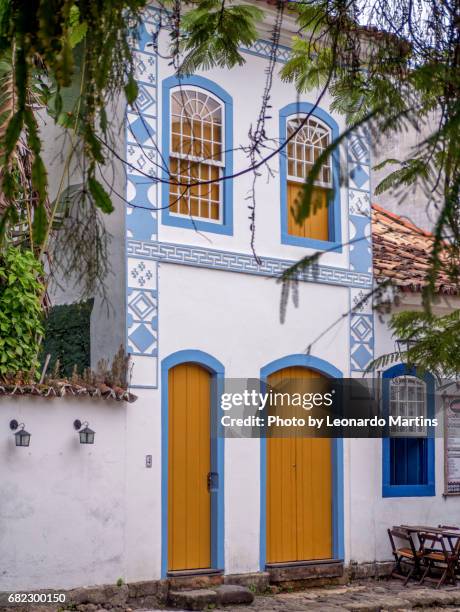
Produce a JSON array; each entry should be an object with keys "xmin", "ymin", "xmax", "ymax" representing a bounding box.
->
[
  {"xmin": 348, "ymin": 130, "xmax": 374, "ymax": 373},
  {"xmin": 240, "ymin": 38, "xmax": 291, "ymax": 64},
  {"xmin": 126, "ymin": 9, "xmax": 161, "ymax": 388},
  {"xmin": 127, "ymin": 239, "xmax": 373, "ymax": 289},
  {"xmin": 348, "ymin": 132, "xmax": 370, "ymax": 164},
  {"xmin": 348, "ymin": 189, "xmax": 371, "ymax": 217}
]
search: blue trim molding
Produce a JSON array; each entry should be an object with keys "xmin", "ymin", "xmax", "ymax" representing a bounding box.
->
[
  {"xmin": 240, "ymin": 39, "xmax": 291, "ymax": 63},
  {"xmin": 161, "ymin": 75, "xmax": 233, "ymax": 235},
  {"xmin": 382, "ymin": 363, "xmax": 435, "ymax": 498},
  {"xmin": 279, "ymin": 102, "xmax": 342, "ymax": 252},
  {"xmin": 126, "ymin": 11, "xmax": 161, "ymax": 388},
  {"xmin": 127, "ymin": 239, "xmax": 373, "ymax": 289},
  {"xmin": 259, "ymin": 354, "xmax": 344, "ymax": 568},
  {"xmin": 347, "ymin": 126, "xmax": 374, "ymax": 374},
  {"xmin": 161, "ymin": 350, "xmax": 225, "ymax": 577}
]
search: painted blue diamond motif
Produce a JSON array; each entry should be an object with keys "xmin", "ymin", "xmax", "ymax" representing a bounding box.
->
[
  {"xmin": 136, "ymin": 85, "xmax": 155, "ymax": 112},
  {"xmin": 350, "ymin": 164, "xmax": 369, "ymax": 189},
  {"xmin": 130, "ymin": 324, "xmax": 155, "ymax": 353},
  {"xmin": 352, "ymin": 344, "xmax": 372, "ymax": 369},
  {"xmin": 129, "ymin": 292, "xmax": 155, "ymax": 319},
  {"xmin": 129, "ymin": 116, "xmax": 155, "ymax": 144},
  {"xmin": 351, "ymin": 316, "xmax": 372, "ymax": 341},
  {"xmin": 349, "ymin": 135, "xmax": 369, "ymax": 163}
]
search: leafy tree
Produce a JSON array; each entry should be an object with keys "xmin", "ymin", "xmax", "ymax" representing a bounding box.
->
[
  {"xmin": 0, "ymin": 0, "xmax": 458, "ymax": 374},
  {"xmin": 368, "ymin": 310, "xmax": 460, "ymax": 381}
]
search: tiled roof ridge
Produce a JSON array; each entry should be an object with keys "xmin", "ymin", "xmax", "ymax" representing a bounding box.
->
[
  {"xmin": 372, "ymin": 203, "xmax": 459, "ymax": 296},
  {"xmin": 371, "ymin": 203, "xmax": 433, "ymax": 238}
]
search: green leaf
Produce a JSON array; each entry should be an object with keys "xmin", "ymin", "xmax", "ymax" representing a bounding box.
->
[
  {"xmin": 31, "ymin": 155, "xmax": 48, "ymax": 204},
  {"xmin": 179, "ymin": 3, "xmax": 263, "ymax": 74},
  {"xmin": 32, "ymin": 201, "xmax": 48, "ymax": 245},
  {"xmin": 88, "ymin": 178, "xmax": 114, "ymax": 213},
  {"xmin": 69, "ymin": 21, "xmax": 88, "ymax": 48},
  {"xmin": 124, "ymin": 74, "xmax": 138, "ymax": 105},
  {"xmin": 4, "ymin": 109, "xmax": 23, "ymax": 158}
]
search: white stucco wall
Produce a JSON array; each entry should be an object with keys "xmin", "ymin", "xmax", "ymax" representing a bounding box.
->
[
  {"xmin": 0, "ymin": 266, "xmax": 351, "ymax": 590},
  {"xmin": 5, "ymin": 0, "xmax": 453, "ymax": 593},
  {"xmin": 0, "ymin": 398, "xmax": 128, "ymax": 590},
  {"xmin": 346, "ymin": 295, "xmax": 460, "ymax": 564}
]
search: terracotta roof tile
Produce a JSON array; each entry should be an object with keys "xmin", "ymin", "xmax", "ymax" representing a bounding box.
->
[
  {"xmin": 371, "ymin": 204, "xmax": 459, "ymax": 295},
  {"xmin": 0, "ymin": 381, "xmax": 137, "ymax": 402}
]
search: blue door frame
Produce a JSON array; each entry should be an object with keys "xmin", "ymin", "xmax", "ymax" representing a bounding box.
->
[
  {"xmin": 161, "ymin": 350, "xmax": 225, "ymax": 577},
  {"xmin": 259, "ymin": 354, "xmax": 344, "ymax": 568}
]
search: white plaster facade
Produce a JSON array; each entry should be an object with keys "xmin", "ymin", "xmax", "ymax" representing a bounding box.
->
[{"xmin": 0, "ymin": 1, "xmax": 457, "ymax": 593}]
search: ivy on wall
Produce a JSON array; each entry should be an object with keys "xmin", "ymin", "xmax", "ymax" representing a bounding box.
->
[
  {"xmin": 41, "ymin": 299, "xmax": 93, "ymax": 377},
  {"xmin": 0, "ymin": 248, "xmax": 44, "ymax": 377}
]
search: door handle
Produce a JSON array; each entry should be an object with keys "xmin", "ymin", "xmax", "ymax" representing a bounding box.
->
[{"xmin": 207, "ymin": 472, "xmax": 219, "ymax": 492}]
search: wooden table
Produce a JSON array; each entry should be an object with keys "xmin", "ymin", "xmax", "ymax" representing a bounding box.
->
[{"xmin": 401, "ymin": 525, "xmax": 460, "ymax": 553}]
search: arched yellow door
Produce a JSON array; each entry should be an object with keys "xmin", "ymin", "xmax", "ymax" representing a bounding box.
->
[
  {"xmin": 168, "ymin": 363, "xmax": 211, "ymax": 571},
  {"xmin": 267, "ymin": 367, "xmax": 332, "ymax": 563}
]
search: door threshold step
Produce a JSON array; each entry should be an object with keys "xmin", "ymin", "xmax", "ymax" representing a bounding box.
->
[
  {"xmin": 266, "ymin": 558, "xmax": 342, "ymax": 568},
  {"xmin": 168, "ymin": 568, "xmax": 223, "ymax": 577},
  {"xmin": 168, "ymin": 585, "xmax": 254, "ymax": 610},
  {"xmin": 168, "ymin": 571, "xmax": 224, "ymax": 591},
  {"xmin": 267, "ymin": 560, "xmax": 344, "ymax": 583}
]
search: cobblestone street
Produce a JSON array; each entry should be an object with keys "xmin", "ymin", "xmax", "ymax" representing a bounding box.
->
[{"xmin": 137, "ymin": 580, "xmax": 460, "ymax": 611}]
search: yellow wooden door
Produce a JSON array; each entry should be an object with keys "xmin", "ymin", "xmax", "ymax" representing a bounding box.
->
[
  {"xmin": 168, "ymin": 363, "xmax": 211, "ymax": 571},
  {"xmin": 267, "ymin": 367, "xmax": 332, "ymax": 563}
]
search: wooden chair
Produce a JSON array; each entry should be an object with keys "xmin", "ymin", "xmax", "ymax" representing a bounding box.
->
[
  {"xmin": 438, "ymin": 525, "xmax": 460, "ymax": 557},
  {"xmin": 388, "ymin": 527, "xmax": 421, "ymax": 585},
  {"xmin": 418, "ymin": 531, "xmax": 459, "ymax": 588}
]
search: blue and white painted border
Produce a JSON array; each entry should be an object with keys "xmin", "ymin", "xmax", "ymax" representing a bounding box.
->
[
  {"xmin": 128, "ymin": 239, "xmax": 372, "ymax": 289},
  {"xmin": 126, "ymin": 10, "xmax": 161, "ymax": 388},
  {"xmin": 347, "ymin": 130, "xmax": 374, "ymax": 374}
]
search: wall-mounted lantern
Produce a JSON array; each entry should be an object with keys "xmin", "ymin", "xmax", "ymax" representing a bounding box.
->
[
  {"xmin": 10, "ymin": 420, "xmax": 31, "ymax": 447},
  {"xmin": 73, "ymin": 420, "xmax": 95, "ymax": 444},
  {"xmin": 396, "ymin": 338, "xmax": 417, "ymax": 358}
]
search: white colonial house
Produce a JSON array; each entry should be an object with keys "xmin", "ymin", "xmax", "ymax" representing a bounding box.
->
[{"xmin": 1, "ymin": 1, "xmax": 460, "ymax": 599}]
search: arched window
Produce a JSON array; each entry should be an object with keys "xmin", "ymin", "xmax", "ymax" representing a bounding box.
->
[
  {"xmin": 382, "ymin": 365, "xmax": 435, "ymax": 498},
  {"xmin": 162, "ymin": 77, "xmax": 233, "ymax": 235},
  {"xmin": 286, "ymin": 116, "xmax": 332, "ymax": 241},
  {"xmin": 280, "ymin": 103, "xmax": 340, "ymax": 250},
  {"xmin": 169, "ymin": 88, "xmax": 224, "ymax": 223}
]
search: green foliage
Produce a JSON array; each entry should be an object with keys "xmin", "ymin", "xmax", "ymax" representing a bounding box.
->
[
  {"xmin": 88, "ymin": 178, "xmax": 114, "ymax": 214},
  {"xmin": 280, "ymin": 0, "xmax": 460, "ymax": 307},
  {"xmin": 367, "ymin": 309, "xmax": 460, "ymax": 378},
  {"xmin": 280, "ymin": 38, "xmax": 332, "ymax": 92},
  {"xmin": 390, "ymin": 310, "xmax": 460, "ymax": 379},
  {"xmin": 0, "ymin": 248, "xmax": 44, "ymax": 378},
  {"xmin": 178, "ymin": 1, "xmax": 263, "ymax": 74},
  {"xmin": 0, "ymin": 0, "xmax": 148, "ymax": 242},
  {"xmin": 374, "ymin": 158, "xmax": 431, "ymax": 195},
  {"xmin": 41, "ymin": 300, "xmax": 93, "ymax": 378}
]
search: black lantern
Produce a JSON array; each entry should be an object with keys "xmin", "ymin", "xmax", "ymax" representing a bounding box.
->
[
  {"xmin": 10, "ymin": 420, "xmax": 31, "ymax": 447},
  {"xmin": 74, "ymin": 419, "xmax": 95, "ymax": 444},
  {"xmin": 396, "ymin": 338, "xmax": 417, "ymax": 357}
]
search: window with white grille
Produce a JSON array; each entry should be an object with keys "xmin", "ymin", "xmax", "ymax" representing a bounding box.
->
[
  {"xmin": 169, "ymin": 88, "xmax": 223, "ymax": 223},
  {"xmin": 389, "ymin": 376, "xmax": 427, "ymax": 436},
  {"xmin": 286, "ymin": 117, "xmax": 332, "ymax": 188}
]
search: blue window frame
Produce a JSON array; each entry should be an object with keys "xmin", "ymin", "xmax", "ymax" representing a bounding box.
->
[
  {"xmin": 279, "ymin": 102, "xmax": 342, "ymax": 251},
  {"xmin": 162, "ymin": 75, "xmax": 233, "ymax": 235},
  {"xmin": 382, "ymin": 363, "xmax": 435, "ymax": 497}
]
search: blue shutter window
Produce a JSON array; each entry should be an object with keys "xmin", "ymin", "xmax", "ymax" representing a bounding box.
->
[{"xmin": 382, "ymin": 365, "xmax": 435, "ymax": 497}]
